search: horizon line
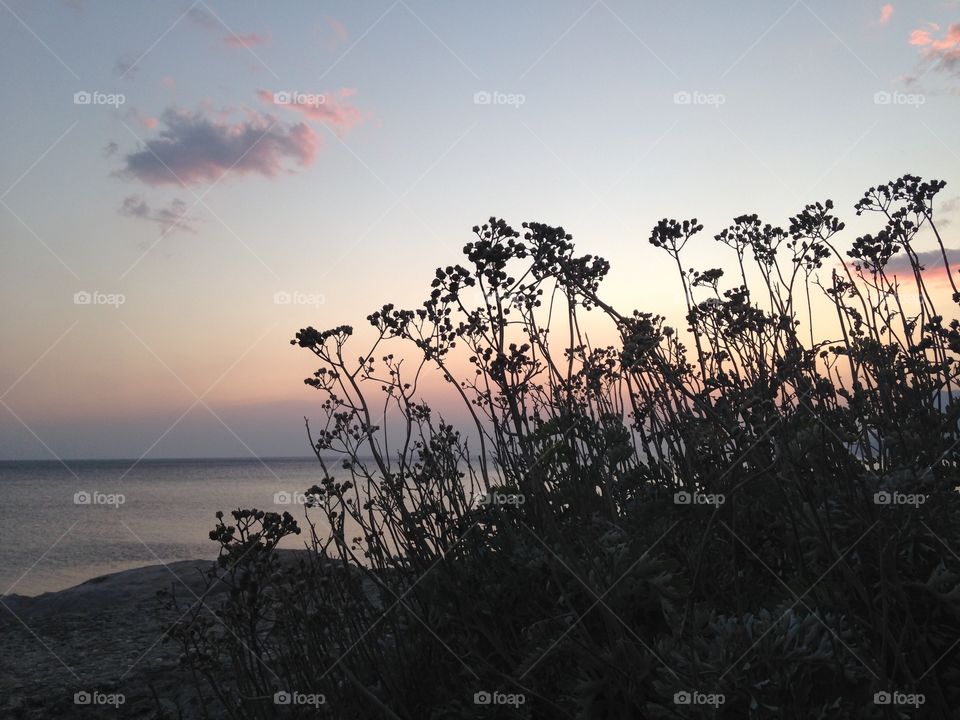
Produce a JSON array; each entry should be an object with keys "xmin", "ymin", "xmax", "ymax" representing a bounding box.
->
[{"xmin": 0, "ymin": 455, "xmax": 324, "ymax": 464}]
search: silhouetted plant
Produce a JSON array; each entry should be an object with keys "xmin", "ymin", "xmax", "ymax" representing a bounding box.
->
[{"xmin": 170, "ymin": 175, "xmax": 960, "ymax": 719}]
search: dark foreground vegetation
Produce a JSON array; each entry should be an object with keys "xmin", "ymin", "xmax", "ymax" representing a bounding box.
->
[{"xmin": 170, "ymin": 176, "xmax": 960, "ymax": 718}]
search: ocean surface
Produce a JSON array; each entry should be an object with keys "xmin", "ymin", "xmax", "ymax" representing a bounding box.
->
[{"xmin": 0, "ymin": 457, "xmax": 330, "ymax": 596}]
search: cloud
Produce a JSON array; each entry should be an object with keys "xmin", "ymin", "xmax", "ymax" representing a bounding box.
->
[
  {"xmin": 876, "ymin": 248, "xmax": 960, "ymax": 286},
  {"xmin": 119, "ymin": 194, "xmax": 198, "ymax": 234},
  {"xmin": 942, "ymin": 195, "xmax": 960, "ymax": 213},
  {"xmin": 256, "ymin": 88, "xmax": 362, "ymax": 133},
  {"xmin": 128, "ymin": 108, "xmax": 159, "ymax": 130},
  {"xmin": 115, "ymin": 53, "xmax": 140, "ymax": 78},
  {"xmin": 910, "ymin": 22, "xmax": 960, "ymax": 49},
  {"xmin": 904, "ymin": 21, "xmax": 960, "ymax": 84},
  {"xmin": 880, "ymin": 4, "xmax": 894, "ymax": 25},
  {"xmin": 223, "ymin": 32, "xmax": 271, "ymax": 49},
  {"xmin": 939, "ymin": 195, "xmax": 960, "ymax": 227},
  {"xmin": 910, "ymin": 23, "xmax": 938, "ymax": 46},
  {"xmin": 120, "ymin": 107, "xmax": 319, "ymax": 186},
  {"xmin": 187, "ymin": 7, "xmax": 218, "ymax": 31},
  {"xmin": 187, "ymin": 7, "xmax": 270, "ymax": 51},
  {"xmin": 325, "ymin": 17, "xmax": 348, "ymax": 50},
  {"xmin": 909, "ymin": 22, "xmax": 960, "ymax": 77}
]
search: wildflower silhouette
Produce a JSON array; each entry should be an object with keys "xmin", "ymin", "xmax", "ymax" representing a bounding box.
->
[{"xmin": 169, "ymin": 176, "xmax": 960, "ymax": 719}]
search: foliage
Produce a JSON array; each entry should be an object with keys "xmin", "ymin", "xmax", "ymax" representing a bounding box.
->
[{"xmin": 169, "ymin": 175, "xmax": 960, "ymax": 718}]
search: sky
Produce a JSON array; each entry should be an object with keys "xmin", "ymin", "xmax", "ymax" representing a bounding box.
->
[{"xmin": 1, "ymin": 0, "xmax": 959, "ymax": 460}]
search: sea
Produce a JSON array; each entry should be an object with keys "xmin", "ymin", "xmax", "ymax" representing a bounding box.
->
[{"xmin": 0, "ymin": 457, "xmax": 330, "ymax": 597}]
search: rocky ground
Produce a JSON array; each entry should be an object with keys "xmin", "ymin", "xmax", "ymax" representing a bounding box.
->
[{"xmin": 0, "ymin": 559, "xmax": 231, "ymax": 719}]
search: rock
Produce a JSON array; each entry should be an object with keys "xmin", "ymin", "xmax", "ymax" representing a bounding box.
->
[
  {"xmin": 0, "ymin": 558, "xmax": 230, "ymax": 719},
  {"xmin": 0, "ymin": 549, "xmax": 328, "ymax": 718}
]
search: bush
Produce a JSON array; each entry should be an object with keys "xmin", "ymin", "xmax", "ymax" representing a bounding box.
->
[{"xmin": 169, "ymin": 175, "xmax": 960, "ymax": 718}]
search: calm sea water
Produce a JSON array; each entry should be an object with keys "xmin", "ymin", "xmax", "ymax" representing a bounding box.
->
[{"xmin": 0, "ymin": 457, "xmax": 331, "ymax": 596}]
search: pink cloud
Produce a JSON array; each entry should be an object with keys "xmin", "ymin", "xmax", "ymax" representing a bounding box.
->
[
  {"xmin": 880, "ymin": 4, "xmax": 894, "ymax": 25},
  {"xmin": 909, "ymin": 22, "xmax": 960, "ymax": 79},
  {"xmin": 932, "ymin": 23, "xmax": 960, "ymax": 50},
  {"xmin": 328, "ymin": 17, "xmax": 347, "ymax": 42},
  {"xmin": 223, "ymin": 32, "xmax": 271, "ymax": 49},
  {"xmin": 256, "ymin": 88, "xmax": 362, "ymax": 133},
  {"xmin": 910, "ymin": 22, "xmax": 960, "ymax": 49},
  {"xmin": 120, "ymin": 107, "xmax": 318, "ymax": 186},
  {"xmin": 161, "ymin": 76, "xmax": 176, "ymax": 90},
  {"xmin": 325, "ymin": 17, "xmax": 347, "ymax": 50},
  {"xmin": 129, "ymin": 108, "xmax": 159, "ymax": 130},
  {"xmin": 188, "ymin": 8, "xmax": 272, "ymax": 52}
]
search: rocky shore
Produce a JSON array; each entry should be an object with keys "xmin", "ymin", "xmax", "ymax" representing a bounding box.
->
[{"xmin": 0, "ymin": 559, "xmax": 229, "ymax": 719}]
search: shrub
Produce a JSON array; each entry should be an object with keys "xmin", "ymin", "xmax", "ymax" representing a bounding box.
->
[{"xmin": 169, "ymin": 175, "xmax": 960, "ymax": 718}]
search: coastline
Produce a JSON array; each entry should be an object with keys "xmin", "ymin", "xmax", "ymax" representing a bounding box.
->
[{"xmin": 1, "ymin": 558, "xmax": 227, "ymax": 719}]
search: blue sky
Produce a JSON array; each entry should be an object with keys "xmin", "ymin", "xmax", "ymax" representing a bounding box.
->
[{"xmin": 1, "ymin": 0, "xmax": 958, "ymax": 459}]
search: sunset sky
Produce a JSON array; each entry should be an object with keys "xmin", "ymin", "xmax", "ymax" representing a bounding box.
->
[{"xmin": 1, "ymin": 0, "xmax": 958, "ymax": 459}]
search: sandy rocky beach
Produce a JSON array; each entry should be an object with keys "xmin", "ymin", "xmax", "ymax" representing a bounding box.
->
[{"xmin": 1, "ymin": 559, "xmax": 232, "ymax": 719}]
